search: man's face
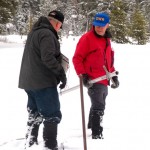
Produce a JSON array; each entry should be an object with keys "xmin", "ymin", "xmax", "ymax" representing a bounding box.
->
[{"xmin": 94, "ymin": 24, "xmax": 109, "ymax": 36}]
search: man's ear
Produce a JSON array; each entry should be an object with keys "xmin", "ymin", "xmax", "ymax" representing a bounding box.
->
[
  {"xmin": 106, "ymin": 23, "xmax": 109, "ymax": 28},
  {"xmin": 55, "ymin": 22, "xmax": 59, "ymax": 31},
  {"xmin": 56, "ymin": 22, "xmax": 62, "ymax": 30}
]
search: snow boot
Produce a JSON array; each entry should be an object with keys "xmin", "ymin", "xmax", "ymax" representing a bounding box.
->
[
  {"xmin": 26, "ymin": 113, "xmax": 43, "ymax": 147},
  {"xmin": 91, "ymin": 110, "xmax": 104, "ymax": 139},
  {"xmin": 28, "ymin": 124, "xmax": 39, "ymax": 147},
  {"xmin": 43, "ymin": 121, "xmax": 58, "ymax": 150}
]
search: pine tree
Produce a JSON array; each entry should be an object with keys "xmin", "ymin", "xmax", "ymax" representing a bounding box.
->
[
  {"xmin": 3, "ymin": 0, "xmax": 149, "ymax": 41},
  {"xmin": 140, "ymin": 0, "xmax": 150, "ymax": 36},
  {"xmin": 15, "ymin": 0, "xmax": 41, "ymax": 34},
  {"xmin": 130, "ymin": 5, "xmax": 148, "ymax": 45},
  {"xmin": 110, "ymin": 0, "xmax": 129, "ymax": 43},
  {"xmin": 39, "ymin": 0, "xmax": 57, "ymax": 16},
  {"xmin": 0, "ymin": 0, "xmax": 18, "ymax": 33}
]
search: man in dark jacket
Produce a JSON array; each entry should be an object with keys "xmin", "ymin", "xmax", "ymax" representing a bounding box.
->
[
  {"xmin": 72, "ymin": 12, "xmax": 119, "ymax": 139},
  {"xmin": 19, "ymin": 10, "xmax": 66, "ymax": 150}
]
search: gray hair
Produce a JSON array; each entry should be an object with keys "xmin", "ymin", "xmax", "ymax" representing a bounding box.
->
[{"xmin": 48, "ymin": 16, "xmax": 61, "ymax": 23}]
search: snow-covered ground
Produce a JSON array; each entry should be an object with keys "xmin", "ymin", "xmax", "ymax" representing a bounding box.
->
[{"xmin": 0, "ymin": 35, "xmax": 150, "ymax": 150}]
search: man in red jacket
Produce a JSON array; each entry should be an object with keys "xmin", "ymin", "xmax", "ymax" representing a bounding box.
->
[{"xmin": 72, "ymin": 12, "xmax": 119, "ymax": 139}]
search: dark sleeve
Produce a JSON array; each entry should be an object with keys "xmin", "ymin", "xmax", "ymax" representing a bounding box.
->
[{"xmin": 39, "ymin": 30, "xmax": 63, "ymax": 76}]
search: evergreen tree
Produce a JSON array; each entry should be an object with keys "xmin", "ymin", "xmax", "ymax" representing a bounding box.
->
[
  {"xmin": 78, "ymin": 0, "xmax": 99, "ymax": 32},
  {"xmin": 39, "ymin": 0, "xmax": 57, "ymax": 16},
  {"xmin": 110, "ymin": 0, "xmax": 129, "ymax": 43},
  {"xmin": 130, "ymin": 5, "xmax": 148, "ymax": 44},
  {"xmin": 1, "ymin": 0, "xmax": 149, "ymax": 42},
  {"xmin": 15, "ymin": 0, "xmax": 65, "ymax": 34},
  {"xmin": 141, "ymin": 0, "xmax": 150, "ymax": 35},
  {"xmin": 15, "ymin": 0, "xmax": 41, "ymax": 34},
  {"xmin": 0, "ymin": 0, "xmax": 18, "ymax": 33}
]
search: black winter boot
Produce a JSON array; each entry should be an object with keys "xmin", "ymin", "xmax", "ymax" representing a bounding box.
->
[
  {"xmin": 43, "ymin": 121, "xmax": 58, "ymax": 150},
  {"xmin": 26, "ymin": 113, "xmax": 43, "ymax": 147},
  {"xmin": 28, "ymin": 124, "xmax": 40, "ymax": 147},
  {"xmin": 91, "ymin": 110, "xmax": 104, "ymax": 139}
]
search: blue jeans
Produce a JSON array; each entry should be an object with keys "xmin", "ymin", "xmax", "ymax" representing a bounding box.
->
[{"xmin": 25, "ymin": 87, "xmax": 62, "ymax": 124}]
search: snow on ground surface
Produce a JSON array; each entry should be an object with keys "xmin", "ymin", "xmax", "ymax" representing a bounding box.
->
[{"xmin": 0, "ymin": 35, "xmax": 150, "ymax": 150}]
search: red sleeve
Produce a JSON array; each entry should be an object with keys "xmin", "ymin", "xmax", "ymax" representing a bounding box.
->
[
  {"xmin": 110, "ymin": 41, "xmax": 115, "ymax": 72},
  {"xmin": 107, "ymin": 39, "xmax": 115, "ymax": 72},
  {"xmin": 72, "ymin": 36, "xmax": 89, "ymax": 75},
  {"xmin": 110, "ymin": 50, "xmax": 115, "ymax": 72}
]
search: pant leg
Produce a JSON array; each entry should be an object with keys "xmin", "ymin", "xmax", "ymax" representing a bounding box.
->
[
  {"xmin": 33, "ymin": 87, "xmax": 62, "ymax": 123},
  {"xmin": 26, "ymin": 90, "xmax": 38, "ymax": 115},
  {"xmin": 88, "ymin": 83, "xmax": 108, "ymax": 138},
  {"xmin": 31, "ymin": 87, "xmax": 61, "ymax": 149},
  {"xmin": 88, "ymin": 83, "xmax": 108, "ymax": 112},
  {"xmin": 25, "ymin": 90, "xmax": 43, "ymax": 147},
  {"xmin": 25, "ymin": 87, "xmax": 61, "ymax": 149}
]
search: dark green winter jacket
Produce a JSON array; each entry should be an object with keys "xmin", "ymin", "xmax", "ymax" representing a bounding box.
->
[{"xmin": 18, "ymin": 16, "xmax": 65, "ymax": 90}]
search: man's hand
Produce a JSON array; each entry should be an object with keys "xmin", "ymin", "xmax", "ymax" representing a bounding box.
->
[
  {"xmin": 111, "ymin": 76, "xmax": 119, "ymax": 89},
  {"xmin": 82, "ymin": 74, "xmax": 92, "ymax": 88},
  {"xmin": 59, "ymin": 69, "xmax": 67, "ymax": 89}
]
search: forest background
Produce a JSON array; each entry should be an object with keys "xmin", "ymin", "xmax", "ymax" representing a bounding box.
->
[{"xmin": 0, "ymin": 0, "xmax": 150, "ymax": 44}]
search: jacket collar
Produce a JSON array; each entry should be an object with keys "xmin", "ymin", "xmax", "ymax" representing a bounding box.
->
[{"xmin": 32, "ymin": 16, "xmax": 59, "ymax": 39}]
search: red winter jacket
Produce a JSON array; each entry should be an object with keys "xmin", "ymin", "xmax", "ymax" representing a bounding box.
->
[{"xmin": 72, "ymin": 29, "xmax": 115, "ymax": 86}]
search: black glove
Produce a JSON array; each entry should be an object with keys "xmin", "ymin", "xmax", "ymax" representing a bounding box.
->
[
  {"xmin": 58, "ymin": 69, "xmax": 67, "ymax": 89},
  {"xmin": 111, "ymin": 76, "xmax": 119, "ymax": 89},
  {"xmin": 82, "ymin": 74, "xmax": 92, "ymax": 88}
]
